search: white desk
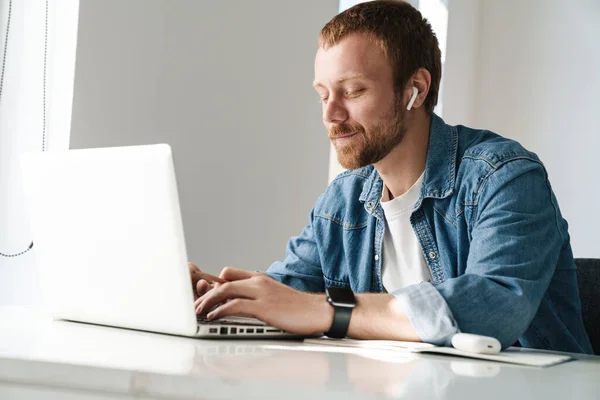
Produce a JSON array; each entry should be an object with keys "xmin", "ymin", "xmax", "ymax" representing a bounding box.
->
[{"xmin": 1, "ymin": 307, "xmax": 599, "ymax": 400}]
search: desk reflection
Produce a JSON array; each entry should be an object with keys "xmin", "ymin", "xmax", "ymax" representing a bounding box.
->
[
  {"xmin": 188, "ymin": 342, "xmax": 505, "ymax": 398},
  {"xmin": 6, "ymin": 318, "xmax": 525, "ymax": 399},
  {"xmin": 190, "ymin": 342, "xmax": 330, "ymax": 385}
]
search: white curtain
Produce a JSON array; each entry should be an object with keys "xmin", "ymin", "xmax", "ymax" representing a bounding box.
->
[{"xmin": 0, "ymin": 0, "xmax": 78, "ymax": 305}]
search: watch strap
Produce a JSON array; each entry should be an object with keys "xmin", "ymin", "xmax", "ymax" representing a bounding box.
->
[{"xmin": 325, "ymin": 305, "xmax": 353, "ymax": 339}]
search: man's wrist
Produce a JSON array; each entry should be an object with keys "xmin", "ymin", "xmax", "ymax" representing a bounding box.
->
[{"xmin": 314, "ymin": 294, "xmax": 335, "ymax": 334}]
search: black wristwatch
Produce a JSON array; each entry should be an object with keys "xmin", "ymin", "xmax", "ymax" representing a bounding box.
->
[{"xmin": 325, "ymin": 287, "xmax": 357, "ymax": 338}]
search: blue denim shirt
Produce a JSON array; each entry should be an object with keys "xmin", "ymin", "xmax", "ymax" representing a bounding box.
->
[{"xmin": 265, "ymin": 114, "xmax": 593, "ymax": 354}]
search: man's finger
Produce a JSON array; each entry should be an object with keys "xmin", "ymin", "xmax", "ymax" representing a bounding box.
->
[
  {"xmin": 196, "ymin": 280, "xmax": 257, "ymax": 315},
  {"xmin": 189, "ymin": 262, "xmax": 201, "ymax": 273},
  {"xmin": 189, "ymin": 262, "xmax": 202, "ymax": 285},
  {"xmin": 219, "ymin": 266, "xmax": 261, "ymax": 281},
  {"xmin": 207, "ymin": 298, "xmax": 255, "ymax": 320},
  {"xmin": 195, "ymin": 299, "xmax": 223, "ymax": 315},
  {"xmin": 189, "ymin": 262, "xmax": 227, "ymax": 284},
  {"xmin": 196, "ymin": 279, "xmax": 213, "ymax": 297}
]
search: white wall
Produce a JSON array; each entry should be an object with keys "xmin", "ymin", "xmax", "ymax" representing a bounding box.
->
[
  {"xmin": 444, "ymin": 0, "xmax": 600, "ymax": 257},
  {"xmin": 0, "ymin": 0, "xmax": 79, "ymax": 305},
  {"xmin": 69, "ymin": 0, "xmax": 337, "ymax": 276}
]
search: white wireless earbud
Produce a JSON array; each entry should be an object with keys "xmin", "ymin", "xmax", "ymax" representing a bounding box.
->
[{"xmin": 406, "ymin": 86, "xmax": 418, "ymax": 111}]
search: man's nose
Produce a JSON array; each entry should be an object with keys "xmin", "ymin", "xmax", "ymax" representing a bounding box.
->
[{"xmin": 323, "ymin": 96, "xmax": 348, "ymax": 124}]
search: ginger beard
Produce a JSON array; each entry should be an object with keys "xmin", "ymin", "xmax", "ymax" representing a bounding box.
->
[{"xmin": 329, "ymin": 96, "xmax": 407, "ymax": 170}]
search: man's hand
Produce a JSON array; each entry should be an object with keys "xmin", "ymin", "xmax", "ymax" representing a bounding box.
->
[
  {"xmin": 194, "ymin": 267, "xmax": 333, "ymax": 335},
  {"xmin": 192, "ymin": 265, "xmax": 420, "ymax": 341},
  {"xmin": 189, "ymin": 262, "xmax": 227, "ymax": 301}
]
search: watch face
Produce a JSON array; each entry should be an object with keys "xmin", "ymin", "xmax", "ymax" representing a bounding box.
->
[{"xmin": 326, "ymin": 287, "xmax": 357, "ymax": 307}]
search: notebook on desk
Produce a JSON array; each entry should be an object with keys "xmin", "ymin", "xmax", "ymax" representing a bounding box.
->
[{"xmin": 20, "ymin": 144, "xmax": 318, "ymax": 340}]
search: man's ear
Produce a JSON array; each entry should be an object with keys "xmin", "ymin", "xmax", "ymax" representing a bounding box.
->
[{"xmin": 407, "ymin": 68, "xmax": 432, "ymax": 110}]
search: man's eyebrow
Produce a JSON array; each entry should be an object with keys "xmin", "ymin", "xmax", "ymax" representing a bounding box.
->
[
  {"xmin": 338, "ymin": 73, "xmax": 365, "ymax": 82},
  {"xmin": 312, "ymin": 74, "xmax": 366, "ymax": 88}
]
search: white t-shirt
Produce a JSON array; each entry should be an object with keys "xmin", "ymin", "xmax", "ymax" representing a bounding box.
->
[{"xmin": 380, "ymin": 173, "xmax": 432, "ymax": 293}]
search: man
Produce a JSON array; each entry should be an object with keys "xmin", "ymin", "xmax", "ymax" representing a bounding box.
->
[{"xmin": 192, "ymin": 1, "xmax": 592, "ymax": 353}]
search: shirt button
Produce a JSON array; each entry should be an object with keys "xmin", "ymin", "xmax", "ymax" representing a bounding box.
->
[
  {"xmin": 428, "ymin": 252, "xmax": 437, "ymax": 260},
  {"xmin": 374, "ymin": 255, "xmax": 379, "ymax": 261},
  {"xmin": 367, "ymin": 201, "xmax": 374, "ymax": 209}
]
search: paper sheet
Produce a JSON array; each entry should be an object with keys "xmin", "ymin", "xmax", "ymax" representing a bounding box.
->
[{"xmin": 301, "ymin": 338, "xmax": 573, "ymax": 367}]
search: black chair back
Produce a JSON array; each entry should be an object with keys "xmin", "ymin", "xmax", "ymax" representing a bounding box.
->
[{"xmin": 575, "ymin": 258, "xmax": 600, "ymax": 355}]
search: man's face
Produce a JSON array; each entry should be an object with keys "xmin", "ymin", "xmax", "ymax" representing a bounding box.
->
[{"xmin": 313, "ymin": 33, "xmax": 407, "ymax": 170}]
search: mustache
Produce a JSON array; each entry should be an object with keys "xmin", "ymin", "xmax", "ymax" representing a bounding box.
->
[{"xmin": 328, "ymin": 124, "xmax": 365, "ymax": 139}]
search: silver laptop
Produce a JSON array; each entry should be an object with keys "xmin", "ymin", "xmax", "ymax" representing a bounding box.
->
[{"xmin": 20, "ymin": 144, "xmax": 311, "ymax": 339}]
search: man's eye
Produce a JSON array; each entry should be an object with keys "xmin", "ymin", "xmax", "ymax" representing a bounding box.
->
[
  {"xmin": 345, "ymin": 89, "xmax": 364, "ymax": 97},
  {"xmin": 319, "ymin": 97, "xmax": 329, "ymax": 104}
]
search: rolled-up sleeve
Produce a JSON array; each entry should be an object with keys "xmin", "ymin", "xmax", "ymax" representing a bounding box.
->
[{"xmin": 392, "ymin": 282, "xmax": 460, "ymax": 346}]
